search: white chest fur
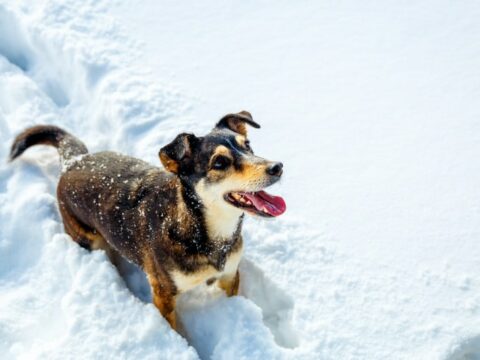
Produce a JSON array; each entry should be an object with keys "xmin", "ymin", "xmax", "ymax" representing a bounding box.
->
[
  {"xmin": 194, "ymin": 179, "xmax": 244, "ymax": 239},
  {"xmin": 171, "ymin": 245, "xmax": 243, "ymax": 293}
]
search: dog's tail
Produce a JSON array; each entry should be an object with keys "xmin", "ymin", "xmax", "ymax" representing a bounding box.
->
[{"xmin": 9, "ymin": 125, "xmax": 88, "ymax": 164}]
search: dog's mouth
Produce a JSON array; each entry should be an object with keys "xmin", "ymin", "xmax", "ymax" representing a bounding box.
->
[{"xmin": 224, "ymin": 190, "xmax": 286, "ymax": 217}]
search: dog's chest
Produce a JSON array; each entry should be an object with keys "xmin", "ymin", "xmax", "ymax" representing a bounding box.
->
[{"xmin": 171, "ymin": 245, "xmax": 243, "ymax": 293}]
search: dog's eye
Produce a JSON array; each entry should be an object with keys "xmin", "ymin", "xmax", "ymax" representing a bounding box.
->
[
  {"xmin": 212, "ymin": 155, "xmax": 231, "ymax": 171},
  {"xmin": 244, "ymin": 140, "xmax": 251, "ymax": 151}
]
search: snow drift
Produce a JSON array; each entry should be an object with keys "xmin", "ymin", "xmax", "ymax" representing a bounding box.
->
[{"xmin": 1, "ymin": 0, "xmax": 480, "ymax": 359}]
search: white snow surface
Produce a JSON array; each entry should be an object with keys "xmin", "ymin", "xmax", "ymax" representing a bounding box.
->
[{"xmin": 0, "ymin": 0, "xmax": 479, "ymax": 359}]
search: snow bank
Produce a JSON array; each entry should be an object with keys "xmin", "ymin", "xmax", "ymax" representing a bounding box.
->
[
  {"xmin": 1, "ymin": 0, "xmax": 480, "ymax": 359},
  {"xmin": 0, "ymin": 1, "xmax": 197, "ymax": 358}
]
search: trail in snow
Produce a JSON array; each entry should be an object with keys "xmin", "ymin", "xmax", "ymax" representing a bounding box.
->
[
  {"xmin": 0, "ymin": 1, "xmax": 303, "ymax": 358},
  {"xmin": 0, "ymin": 0, "xmax": 480, "ymax": 359},
  {"xmin": 0, "ymin": 2, "xmax": 194, "ymax": 359}
]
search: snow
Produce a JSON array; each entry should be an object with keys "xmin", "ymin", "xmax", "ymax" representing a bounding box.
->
[{"xmin": 0, "ymin": 0, "xmax": 480, "ymax": 359}]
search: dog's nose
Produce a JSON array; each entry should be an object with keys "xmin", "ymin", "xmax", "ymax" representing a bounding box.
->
[{"xmin": 267, "ymin": 162, "xmax": 283, "ymax": 177}]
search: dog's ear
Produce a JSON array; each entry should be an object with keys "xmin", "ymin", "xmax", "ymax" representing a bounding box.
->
[
  {"xmin": 215, "ymin": 111, "xmax": 260, "ymax": 136},
  {"xmin": 159, "ymin": 133, "xmax": 198, "ymax": 175}
]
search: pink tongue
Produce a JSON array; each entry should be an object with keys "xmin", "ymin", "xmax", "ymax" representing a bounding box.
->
[{"xmin": 243, "ymin": 190, "xmax": 287, "ymax": 216}]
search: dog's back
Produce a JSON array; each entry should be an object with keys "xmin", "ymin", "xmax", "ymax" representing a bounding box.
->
[{"xmin": 58, "ymin": 151, "xmax": 179, "ymax": 265}]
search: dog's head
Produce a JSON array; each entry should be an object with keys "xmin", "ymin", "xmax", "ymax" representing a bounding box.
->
[{"xmin": 159, "ymin": 111, "xmax": 286, "ymax": 218}]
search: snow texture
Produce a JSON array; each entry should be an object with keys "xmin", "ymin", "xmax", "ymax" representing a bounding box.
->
[{"xmin": 0, "ymin": 0, "xmax": 480, "ymax": 359}]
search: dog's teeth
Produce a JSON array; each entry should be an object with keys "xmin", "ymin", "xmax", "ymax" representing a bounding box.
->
[{"xmin": 230, "ymin": 193, "xmax": 254, "ymax": 206}]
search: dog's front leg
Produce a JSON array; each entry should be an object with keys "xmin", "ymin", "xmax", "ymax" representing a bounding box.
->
[
  {"xmin": 146, "ymin": 272, "xmax": 178, "ymax": 330},
  {"xmin": 218, "ymin": 270, "xmax": 240, "ymax": 296}
]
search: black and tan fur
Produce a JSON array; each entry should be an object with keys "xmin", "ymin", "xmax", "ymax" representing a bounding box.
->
[{"xmin": 9, "ymin": 111, "xmax": 283, "ymax": 329}]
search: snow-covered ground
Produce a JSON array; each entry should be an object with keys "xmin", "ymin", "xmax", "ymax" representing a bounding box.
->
[{"xmin": 1, "ymin": 0, "xmax": 480, "ymax": 359}]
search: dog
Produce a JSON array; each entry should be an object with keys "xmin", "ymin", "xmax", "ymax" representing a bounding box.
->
[{"xmin": 9, "ymin": 111, "xmax": 286, "ymax": 330}]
